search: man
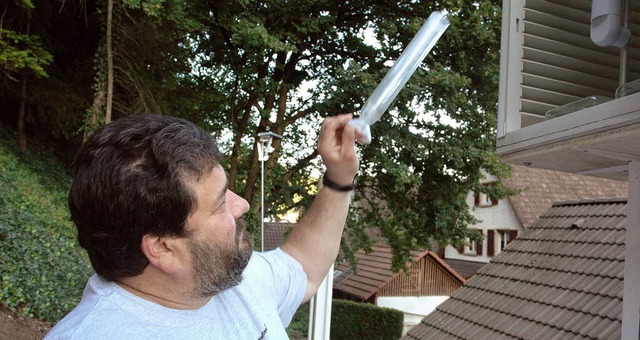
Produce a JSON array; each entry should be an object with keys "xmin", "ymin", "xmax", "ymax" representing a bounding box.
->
[{"xmin": 45, "ymin": 113, "xmax": 361, "ymax": 339}]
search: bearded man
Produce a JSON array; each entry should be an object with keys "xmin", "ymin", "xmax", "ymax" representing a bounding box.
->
[{"xmin": 45, "ymin": 113, "xmax": 361, "ymax": 339}]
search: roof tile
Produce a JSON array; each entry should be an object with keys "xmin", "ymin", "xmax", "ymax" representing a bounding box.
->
[
  {"xmin": 503, "ymin": 166, "xmax": 627, "ymax": 229},
  {"xmin": 405, "ymin": 199, "xmax": 626, "ymax": 339},
  {"xmin": 334, "ymin": 245, "xmax": 463, "ymax": 300}
]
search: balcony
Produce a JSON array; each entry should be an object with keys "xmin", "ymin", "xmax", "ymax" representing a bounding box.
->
[{"xmin": 496, "ymin": 0, "xmax": 640, "ymax": 181}]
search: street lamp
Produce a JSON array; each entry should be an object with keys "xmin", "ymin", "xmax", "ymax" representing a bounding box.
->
[{"xmin": 257, "ymin": 131, "xmax": 283, "ymax": 252}]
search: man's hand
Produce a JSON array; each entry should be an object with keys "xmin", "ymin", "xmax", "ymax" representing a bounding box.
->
[{"xmin": 317, "ymin": 114, "xmax": 362, "ymax": 186}]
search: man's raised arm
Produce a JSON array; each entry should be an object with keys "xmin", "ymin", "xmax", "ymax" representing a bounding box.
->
[{"xmin": 280, "ymin": 114, "xmax": 361, "ymax": 302}]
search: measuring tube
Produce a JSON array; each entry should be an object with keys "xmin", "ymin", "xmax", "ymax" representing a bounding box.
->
[{"xmin": 350, "ymin": 11, "xmax": 450, "ymax": 144}]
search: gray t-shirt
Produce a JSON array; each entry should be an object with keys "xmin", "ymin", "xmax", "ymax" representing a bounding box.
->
[{"xmin": 45, "ymin": 248, "xmax": 307, "ymax": 339}]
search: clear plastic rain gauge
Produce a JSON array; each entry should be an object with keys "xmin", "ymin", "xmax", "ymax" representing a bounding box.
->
[{"xmin": 350, "ymin": 11, "xmax": 450, "ymax": 144}]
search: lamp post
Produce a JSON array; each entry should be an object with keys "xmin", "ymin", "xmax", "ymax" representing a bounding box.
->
[{"xmin": 257, "ymin": 131, "xmax": 283, "ymax": 252}]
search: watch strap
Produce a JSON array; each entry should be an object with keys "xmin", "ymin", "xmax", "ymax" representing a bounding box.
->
[{"xmin": 322, "ymin": 173, "xmax": 356, "ymax": 192}]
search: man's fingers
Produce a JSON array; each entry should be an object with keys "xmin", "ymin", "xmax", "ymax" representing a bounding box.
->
[
  {"xmin": 318, "ymin": 114, "xmax": 354, "ymax": 150},
  {"xmin": 340, "ymin": 119, "xmax": 356, "ymax": 156}
]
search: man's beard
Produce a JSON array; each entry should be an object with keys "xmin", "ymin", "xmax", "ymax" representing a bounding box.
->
[{"xmin": 187, "ymin": 219, "xmax": 253, "ymax": 298}]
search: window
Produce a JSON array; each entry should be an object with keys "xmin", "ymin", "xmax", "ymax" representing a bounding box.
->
[
  {"xmin": 407, "ymin": 269, "xmax": 421, "ymax": 294},
  {"xmin": 459, "ymin": 231, "xmax": 483, "ymax": 256},
  {"xmin": 460, "ymin": 238, "xmax": 476, "ymax": 255},
  {"xmin": 499, "ymin": 231, "xmax": 510, "ymax": 251},
  {"xmin": 480, "ymin": 192, "xmax": 493, "ymax": 206},
  {"xmin": 333, "ymin": 268, "xmax": 353, "ymax": 285},
  {"xmin": 488, "ymin": 229, "xmax": 518, "ymax": 257},
  {"xmin": 468, "ymin": 239, "xmax": 477, "ymax": 254},
  {"xmin": 474, "ymin": 191, "xmax": 498, "ymax": 207}
]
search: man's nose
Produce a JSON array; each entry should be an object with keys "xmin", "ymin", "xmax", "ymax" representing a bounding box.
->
[{"xmin": 228, "ymin": 191, "xmax": 250, "ymax": 218}]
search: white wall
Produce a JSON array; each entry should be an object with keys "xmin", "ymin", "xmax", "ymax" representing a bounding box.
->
[{"xmin": 376, "ymin": 296, "xmax": 449, "ymax": 335}]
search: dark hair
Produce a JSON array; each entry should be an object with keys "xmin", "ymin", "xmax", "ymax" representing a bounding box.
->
[{"xmin": 69, "ymin": 114, "xmax": 223, "ymax": 281}]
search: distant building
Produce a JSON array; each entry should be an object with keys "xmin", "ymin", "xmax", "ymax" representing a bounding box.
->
[
  {"xmin": 333, "ymin": 245, "xmax": 465, "ymax": 335},
  {"xmin": 444, "ymin": 164, "xmax": 627, "ymax": 278}
]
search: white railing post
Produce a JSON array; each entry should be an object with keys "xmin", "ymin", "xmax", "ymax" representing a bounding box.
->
[
  {"xmin": 623, "ymin": 160, "xmax": 640, "ymax": 339},
  {"xmin": 308, "ymin": 265, "xmax": 334, "ymax": 340}
]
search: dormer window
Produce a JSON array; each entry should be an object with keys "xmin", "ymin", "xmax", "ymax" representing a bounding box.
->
[
  {"xmin": 479, "ymin": 192, "xmax": 493, "ymax": 207},
  {"xmin": 474, "ymin": 191, "xmax": 498, "ymax": 207}
]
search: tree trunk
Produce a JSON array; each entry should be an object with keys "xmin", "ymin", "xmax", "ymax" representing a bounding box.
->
[
  {"xmin": 228, "ymin": 91, "xmax": 255, "ymax": 193},
  {"xmin": 243, "ymin": 127, "xmax": 262, "ymax": 209},
  {"xmin": 247, "ymin": 141, "xmax": 262, "ymax": 215},
  {"xmin": 17, "ymin": 13, "xmax": 31, "ymax": 152},
  {"xmin": 245, "ymin": 84, "xmax": 290, "ymax": 214},
  {"xmin": 17, "ymin": 75, "xmax": 28, "ymax": 152},
  {"xmin": 105, "ymin": 0, "xmax": 113, "ymax": 124},
  {"xmin": 83, "ymin": 81, "xmax": 106, "ymax": 141}
]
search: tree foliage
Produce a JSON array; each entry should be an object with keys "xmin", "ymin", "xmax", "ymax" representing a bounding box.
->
[
  {"xmin": 193, "ymin": 0, "xmax": 511, "ymax": 270},
  {"xmin": 349, "ymin": 0, "xmax": 513, "ymax": 270},
  {"xmin": 0, "ymin": 28, "xmax": 52, "ymax": 79},
  {"xmin": 0, "ymin": 0, "xmax": 512, "ymax": 272}
]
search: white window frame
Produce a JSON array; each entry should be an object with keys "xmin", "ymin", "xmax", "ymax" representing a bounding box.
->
[
  {"xmin": 499, "ymin": 230, "xmax": 510, "ymax": 252},
  {"xmin": 478, "ymin": 192, "xmax": 493, "ymax": 207}
]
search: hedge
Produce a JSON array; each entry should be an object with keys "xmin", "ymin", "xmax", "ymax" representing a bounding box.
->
[
  {"xmin": 330, "ymin": 299, "xmax": 404, "ymax": 340},
  {"xmin": 0, "ymin": 124, "xmax": 92, "ymax": 322}
]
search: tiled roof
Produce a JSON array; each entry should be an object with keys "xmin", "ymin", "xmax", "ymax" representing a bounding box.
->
[
  {"xmin": 262, "ymin": 222, "xmax": 293, "ymax": 251},
  {"xmin": 333, "ymin": 245, "xmax": 464, "ymax": 300},
  {"xmin": 405, "ymin": 198, "xmax": 627, "ymax": 340},
  {"xmin": 443, "ymin": 258, "xmax": 487, "ymax": 280},
  {"xmin": 503, "ymin": 165, "xmax": 627, "ymax": 229}
]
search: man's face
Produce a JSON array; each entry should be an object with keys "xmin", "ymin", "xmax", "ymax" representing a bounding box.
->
[
  {"xmin": 184, "ymin": 166, "xmax": 252, "ymax": 297},
  {"xmin": 187, "ymin": 220, "xmax": 252, "ymax": 297}
]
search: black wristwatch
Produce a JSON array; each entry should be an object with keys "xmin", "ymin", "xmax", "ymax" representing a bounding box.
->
[{"xmin": 322, "ymin": 173, "xmax": 357, "ymax": 192}]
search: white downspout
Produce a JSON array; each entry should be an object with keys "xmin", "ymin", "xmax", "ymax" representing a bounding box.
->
[
  {"xmin": 591, "ymin": 0, "xmax": 631, "ymax": 48},
  {"xmin": 618, "ymin": 0, "xmax": 630, "ymax": 87}
]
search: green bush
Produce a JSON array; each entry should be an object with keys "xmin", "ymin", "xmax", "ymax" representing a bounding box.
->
[
  {"xmin": 331, "ymin": 299, "xmax": 404, "ymax": 340},
  {"xmin": 0, "ymin": 124, "xmax": 92, "ymax": 323},
  {"xmin": 287, "ymin": 302, "xmax": 309, "ymax": 339}
]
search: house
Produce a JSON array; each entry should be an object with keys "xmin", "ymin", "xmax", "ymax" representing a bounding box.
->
[
  {"xmin": 404, "ymin": 198, "xmax": 626, "ymax": 339},
  {"xmin": 444, "ymin": 164, "xmax": 627, "ymax": 278},
  {"xmin": 495, "ymin": 0, "xmax": 639, "ymax": 336},
  {"xmin": 444, "ymin": 169, "xmax": 522, "ymax": 276},
  {"xmin": 333, "ymin": 245, "xmax": 465, "ymax": 335}
]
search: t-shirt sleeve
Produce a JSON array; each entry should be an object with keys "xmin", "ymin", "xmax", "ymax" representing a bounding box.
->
[{"xmin": 255, "ymin": 248, "xmax": 307, "ymax": 327}]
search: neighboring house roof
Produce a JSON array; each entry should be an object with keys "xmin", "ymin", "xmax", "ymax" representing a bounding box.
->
[
  {"xmin": 333, "ymin": 245, "xmax": 465, "ymax": 301},
  {"xmin": 405, "ymin": 198, "xmax": 626, "ymax": 339},
  {"xmin": 504, "ymin": 164, "xmax": 627, "ymax": 229},
  {"xmin": 262, "ymin": 222, "xmax": 293, "ymax": 251},
  {"xmin": 442, "ymin": 166, "xmax": 627, "ymax": 280},
  {"xmin": 442, "ymin": 258, "xmax": 486, "ymax": 280}
]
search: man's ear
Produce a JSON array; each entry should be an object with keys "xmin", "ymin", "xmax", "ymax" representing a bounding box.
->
[{"xmin": 140, "ymin": 234, "xmax": 183, "ymax": 274}]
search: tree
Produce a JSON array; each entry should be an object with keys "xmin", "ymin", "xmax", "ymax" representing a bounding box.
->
[
  {"xmin": 0, "ymin": 0, "xmax": 512, "ymax": 271},
  {"xmin": 82, "ymin": 0, "xmax": 209, "ymax": 138},
  {"xmin": 351, "ymin": 0, "xmax": 514, "ymax": 271},
  {"xmin": 105, "ymin": 0, "xmax": 113, "ymax": 124},
  {"xmin": 195, "ymin": 0, "xmax": 511, "ymax": 270},
  {"xmin": 0, "ymin": 0, "xmax": 100, "ymax": 149},
  {"xmin": 0, "ymin": 0, "xmax": 210, "ymax": 143},
  {"xmin": 0, "ymin": 0, "xmax": 53, "ymax": 151}
]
